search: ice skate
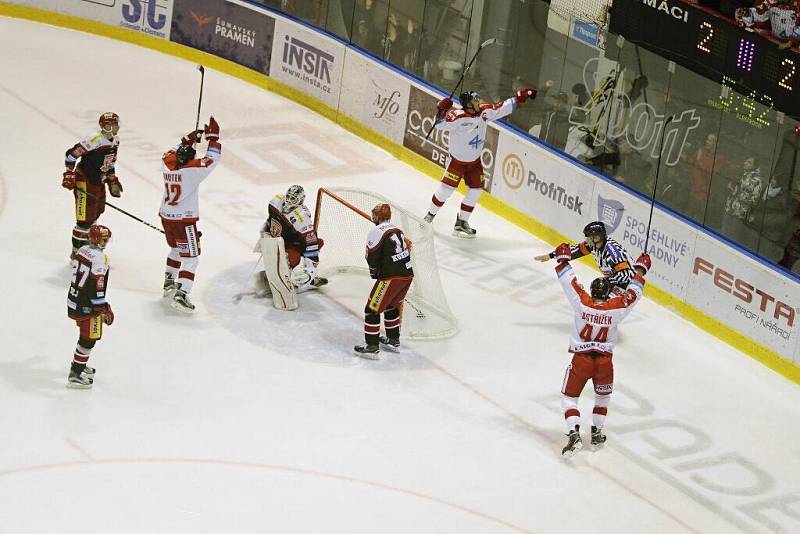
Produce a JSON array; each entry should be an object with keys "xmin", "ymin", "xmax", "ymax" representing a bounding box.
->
[
  {"xmin": 424, "ymin": 212, "xmax": 435, "ymax": 223},
  {"xmin": 379, "ymin": 335, "xmax": 400, "ymax": 352},
  {"xmin": 561, "ymin": 426, "xmax": 583, "ymax": 457},
  {"xmin": 171, "ymin": 286, "xmax": 195, "ymax": 313},
  {"xmin": 67, "ymin": 363, "xmax": 93, "ymax": 389},
  {"xmin": 353, "ymin": 344, "xmax": 380, "ymax": 360},
  {"xmin": 163, "ymin": 273, "xmax": 178, "ymax": 298},
  {"xmin": 310, "ymin": 276, "xmax": 328, "ymax": 289},
  {"xmin": 453, "ymin": 217, "xmax": 477, "ymax": 238},
  {"xmin": 591, "ymin": 426, "xmax": 606, "ymax": 447}
]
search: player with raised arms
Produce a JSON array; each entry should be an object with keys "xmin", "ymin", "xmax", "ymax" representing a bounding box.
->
[
  {"xmin": 552, "ymin": 243, "xmax": 650, "ymax": 456},
  {"xmin": 160, "ymin": 116, "xmax": 222, "ymax": 313},
  {"xmin": 62, "ymin": 112, "xmax": 123, "ymax": 258},
  {"xmin": 254, "ymin": 185, "xmax": 327, "ymax": 310},
  {"xmin": 423, "ymin": 87, "xmax": 537, "ymax": 237},
  {"xmin": 354, "ymin": 203, "xmax": 414, "ymax": 359}
]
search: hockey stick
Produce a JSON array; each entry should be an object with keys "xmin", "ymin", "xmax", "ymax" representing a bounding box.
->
[
  {"xmin": 644, "ymin": 115, "xmax": 674, "ymax": 252},
  {"xmin": 77, "ymin": 189, "xmax": 165, "ymax": 234},
  {"xmin": 233, "ymin": 253, "xmax": 263, "ymax": 304},
  {"xmin": 423, "ymin": 37, "xmax": 497, "ymax": 141},
  {"xmin": 195, "ymin": 65, "xmax": 205, "ymax": 136}
]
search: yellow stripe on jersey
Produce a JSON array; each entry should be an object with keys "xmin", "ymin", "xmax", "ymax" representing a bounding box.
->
[
  {"xmin": 368, "ymin": 280, "xmax": 390, "ymax": 312},
  {"xmin": 75, "ymin": 181, "xmax": 87, "ymax": 222}
]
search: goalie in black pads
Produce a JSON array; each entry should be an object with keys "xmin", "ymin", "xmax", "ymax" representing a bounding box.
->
[
  {"xmin": 354, "ymin": 203, "xmax": 414, "ymax": 359},
  {"xmin": 254, "ymin": 185, "xmax": 327, "ymax": 310},
  {"xmin": 535, "ymin": 221, "xmax": 651, "ymax": 291}
]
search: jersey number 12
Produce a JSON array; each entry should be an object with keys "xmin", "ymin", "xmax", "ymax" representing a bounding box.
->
[{"xmin": 164, "ymin": 183, "xmax": 182, "ymax": 206}]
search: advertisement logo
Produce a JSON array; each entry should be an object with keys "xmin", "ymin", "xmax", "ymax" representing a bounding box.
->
[
  {"xmin": 215, "ymin": 17, "xmax": 257, "ymax": 48},
  {"xmin": 597, "ymin": 195, "xmax": 625, "ymax": 234},
  {"xmin": 501, "ymin": 154, "xmax": 525, "ymax": 190},
  {"xmin": 643, "ymin": 0, "xmax": 690, "ymax": 23},
  {"xmin": 372, "ymin": 80, "xmax": 400, "ymax": 120},
  {"xmin": 190, "ymin": 11, "xmax": 214, "ymax": 28},
  {"xmin": 281, "ymin": 35, "xmax": 334, "ymax": 93},
  {"xmin": 120, "ymin": 0, "xmax": 168, "ymax": 38},
  {"xmin": 693, "ymin": 257, "xmax": 795, "ymax": 338}
]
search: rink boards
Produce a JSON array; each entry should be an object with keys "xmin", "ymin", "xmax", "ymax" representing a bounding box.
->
[{"xmin": 1, "ymin": 0, "xmax": 798, "ymax": 377}]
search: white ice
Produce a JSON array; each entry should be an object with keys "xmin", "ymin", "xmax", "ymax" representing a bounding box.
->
[{"xmin": 0, "ymin": 16, "xmax": 799, "ymax": 534}]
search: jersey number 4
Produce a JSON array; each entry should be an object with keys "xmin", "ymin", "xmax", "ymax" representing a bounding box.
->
[
  {"xmin": 468, "ymin": 134, "xmax": 483, "ymax": 150},
  {"xmin": 164, "ymin": 183, "xmax": 182, "ymax": 206},
  {"xmin": 579, "ymin": 324, "xmax": 609, "ymax": 343}
]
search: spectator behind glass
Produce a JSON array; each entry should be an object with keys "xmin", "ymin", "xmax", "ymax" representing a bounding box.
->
[
  {"xmin": 509, "ymin": 77, "xmax": 553, "ymax": 134},
  {"xmin": 383, "ymin": 12, "xmax": 419, "ymax": 71},
  {"xmin": 778, "ymin": 180, "xmax": 800, "ymax": 270},
  {"xmin": 353, "ymin": 0, "xmax": 388, "ymax": 54},
  {"xmin": 687, "ymin": 132, "xmax": 726, "ymax": 222},
  {"xmin": 539, "ymin": 92, "xmax": 571, "ymax": 151},
  {"xmin": 721, "ymin": 156, "xmax": 763, "ymax": 250}
]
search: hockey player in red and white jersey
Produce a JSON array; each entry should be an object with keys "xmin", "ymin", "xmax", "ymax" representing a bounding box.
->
[
  {"xmin": 739, "ymin": 0, "xmax": 800, "ymax": 48},
  {"xmin": 354, "ymin": 203, "xmax": 414, "ymax": 359},
  {"xmin": 159, "ymin": 116, "xmax": 222, "ymax": 313},
  {"xmin": 66, "ymin": 224, "xmax": 114, "ymax": 389},
  {"xmin": 423, "ymin": 88, "xmax": 537, "ymax": 237},
  {"xmin": 62, "ymin": 112, "xmax": 123, "ymax": 258},
  {"xmin": 553, "ymin": 243, "xmax": 649, "ymax": 456},
  {"xmin": 253, "ymin": 185, "xmax": 327, "ymax": 300}
]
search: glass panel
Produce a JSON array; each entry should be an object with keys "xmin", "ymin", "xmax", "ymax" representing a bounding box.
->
[
  {"xmin": 416, "ymin": 0, "xmax": 471, "ymax": 90},
  {"xmin": 324, "ymin": 0, "xmax": 357, "ymax": 40},
  {"xmin": 351, "ymin": 0, "xmax": 390, "ymax": 56},
  {"xmin": 382, "ymin": 0, "xmax": 425, "ymax": 73}
]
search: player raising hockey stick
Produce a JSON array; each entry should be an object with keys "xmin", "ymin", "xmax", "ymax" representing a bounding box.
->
[
  {"xmin": 535, "ymin": 221, "xmax": 651, "ymax": 292},
  {"xmin": 159, "ymin": 116, "xmax": 222, "ymax": 313},
  {"xmin": 354, "ymin": 203, "xmax": 414, "ymax": 359},
  {"xmin": 424, "ymin": 88, "xmax": 537, "ymax": 237},
  {"xmin": 66, "ymin": 224, "xmax": 114, "ymax": 389},
  {"xmin": 62, "ymin": 112, "xmax": 123, "ymax": 259},
  {"xmin": 553, "ymin": 244, "xmax": 649, "ymax": 456},
  {"xmin": 253, "ymin": 185, "xmax": 328, "ymax": 310}
]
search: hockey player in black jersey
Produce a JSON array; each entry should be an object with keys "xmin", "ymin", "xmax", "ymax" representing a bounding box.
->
[{"xmin": 535, "ymin": 221, "xmax": 651, "ymax": 291}]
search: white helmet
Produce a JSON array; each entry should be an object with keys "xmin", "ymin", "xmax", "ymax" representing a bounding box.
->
[{"xmin": 283, "ymin": 185, "xmax": 305, "ymax": 214}]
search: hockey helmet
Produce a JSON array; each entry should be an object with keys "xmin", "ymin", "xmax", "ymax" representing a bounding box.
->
[
  {"xmin": 459, "ymin": 91, "xmax": 481, "ymax": 113},
  {"xmin": 283, "ymin": 185, "xmax": 306, "ymax": 213},
  {"xmin": 175, "ymin": 144, "xmax": 196, "ymax": 166},
  {"xmin": 590, "ymin": 277, "xmax": 611, "ymax": 300},
  {"xmin": 88, "ymin": 224, "xmax": 112, "ymax": 248},
  {"xmin": 371, "ymin": 203, "xmax": 391, "ymax": 224},
  {"xmin": 98, "ymin": 112, "xmax": 120, "ymax": 135},
  {"xmin": 583, "ymin": 221, "xmax": 607, "ymax": 239}
]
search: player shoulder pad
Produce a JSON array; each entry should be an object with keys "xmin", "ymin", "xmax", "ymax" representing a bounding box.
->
[
  {"xmin": 80, "ymin": 131, "xmax": 105, "ymax": 151},
  {"xmin": 366, "ymin": 223, "xmax": 395, "ymax": 250},
  {"xmin": 291, "ymin": 205, "xmax": 313, "ymax": 232}
]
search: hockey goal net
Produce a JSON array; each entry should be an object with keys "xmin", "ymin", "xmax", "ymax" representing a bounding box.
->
[{"xmin": 314, "ymin": 187, "xmax": 457, "ymax": 340}]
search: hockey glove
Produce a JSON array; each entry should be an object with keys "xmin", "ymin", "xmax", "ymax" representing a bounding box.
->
[
  {"xmin": 62, "ymin": 170, "xmax": 77, "ymax": 190},
  {"xmin": 515, "ymin": 88, "xmax": 537, "ymax": 105},
  {"xmin": 181, "ymin": 129, "xmax": 204, "ymax": 146},
  {"xmin": 95, "ymin": 304, "xmax": 114, "ymax": 325},
  {"xmin": 436, "ymin": 98, "xmax": 453, "ymax": 112},
  {"xmin": 554, "ymin": 243, "xmax": 572, "ymax": 263},
  {"xmin": 204, "ymin": 116, "xmax": 220, "ymax": 142},
  {"xmin": 106, "ymin": 175, "xmax": 123, "ymax": 197},
  {"xmin": 634, "ymin": 253, "xmax": 652, "ymax": 275}
]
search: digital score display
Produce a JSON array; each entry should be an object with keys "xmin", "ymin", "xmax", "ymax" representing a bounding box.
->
[{"xmin": 610, "ymin": 0, "xmax": 799, "ymax": 120}]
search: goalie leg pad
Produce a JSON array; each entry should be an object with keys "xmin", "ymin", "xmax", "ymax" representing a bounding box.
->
[{"xmin": 259, "ymin": 236, "xmax": 298, "ymax": 311}]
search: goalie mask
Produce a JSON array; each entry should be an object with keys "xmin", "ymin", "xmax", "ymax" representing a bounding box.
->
[
  {"xmin": 175, "ymin": 144, "xmax": 196, "ymax": 166},
  {"xmin": 98, "ymin": 112, "xmax": 120, "ymax": 137},
  {"xmin": 88, "ymin": 224, "xmax": 112, "ymax": 248},
  {"xmin": 371, "ymin": 203, "xmax": 391, "ymax": 224},
  {"xmin": 283, "ymin": 185, "xmax": 305, "ymax": 214},
  {"xmin": 590, "ymin": 277, "xmax": 611, "ymax": 301}
]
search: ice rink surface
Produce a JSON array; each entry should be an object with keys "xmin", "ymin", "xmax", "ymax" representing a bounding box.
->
[{"xmin": 1, "ymin": 16, "xmax": 799, "ymax": 534}]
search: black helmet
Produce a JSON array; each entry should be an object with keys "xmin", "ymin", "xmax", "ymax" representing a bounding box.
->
[
  {"xmin": 459, "ymin": 91, "xmax": 480, "ymax": 109},
  {"xmin": 583, "ymin": 221, "xmax": 607, "ymax": 239},
  {"xmin": 176, "ymin": 144, "xmax": 196, "ymax": 165},
  {"xmin": 590, "ymin": 277, "xmax": 611, "ymax": 300}
]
